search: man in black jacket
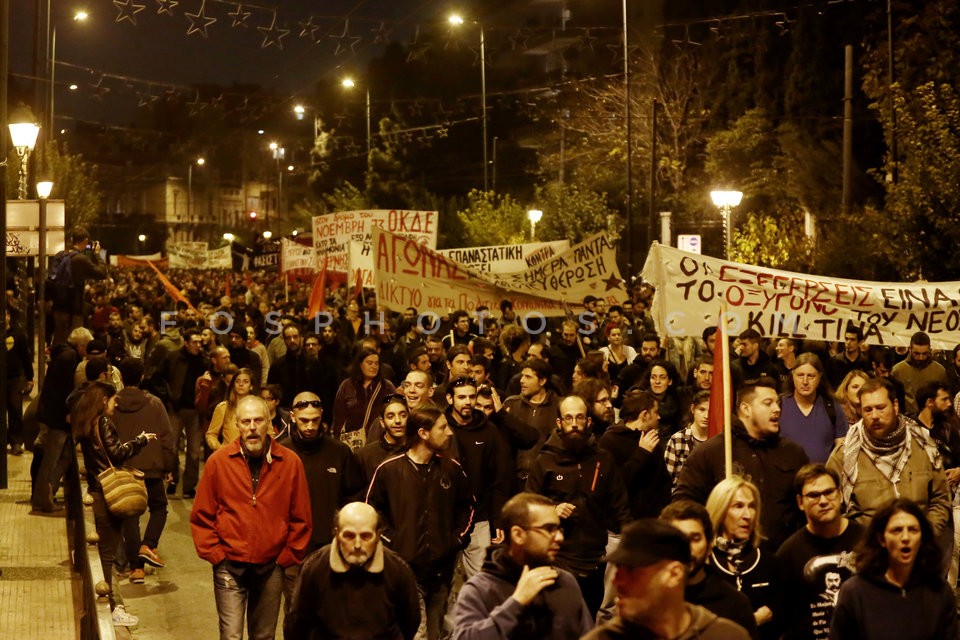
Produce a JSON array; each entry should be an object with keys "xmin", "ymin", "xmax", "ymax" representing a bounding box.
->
[
  {"xmin": 161, "ymin": 328, "xmax": 207, "ymax": 498},
  {"xmin": 444, "ymin": 377, "xmax": 509, "ymax": 579},
  {"xmin": 674, "ymin": 377, "xmax": 809, "ymax": 549},
  {"xmin": 356, "ymin": 394, "xmax": 409, "ymax": 484},
  {"xmin": 50, "ymin": 226, "xmax": 107, "ymax": 345},
  {"xmin": 277, "ymin": 391, "xmax": 365, "ymax": 607},
  {"xmin": 113, "ymin": 357, "xmax": 177, "ymax": 584},
  {"xmin": 268, "ymin": 324, "xmax": 334, "ymax": 412},
  {"xmin": 526, "ymin": 395, "xmax": 631, "ymax": 617},
  {"xmin": 33, "ymin": 326, "xmax": 94, "ymax": 512}
]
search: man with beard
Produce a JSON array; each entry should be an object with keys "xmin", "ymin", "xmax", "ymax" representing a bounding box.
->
[
  {"xmin": 268, "ymin": 324, "xmax": 335, "ymax": 412},
  {"xmin": 614, "ymin": 333, "xmax": 662, "ymax": 393},
  {"xmin": 278, "ymin": 392, "xmax": 364, "ymax": 554},
  {"xmin": 445, "ymin": 377, "xmax": 509, "ymax": 578},
  {"xmin": 573, "ymin": 378, "xmax": 615, "ymax": 437},
  {"xmin": 357, "ymin": 394, "xmax": 410, "ymax": 483},
  {"xmin": 675, "ymin": 377, "xmax": 809, "ymax": 549},
  {"xmin": 502, "ymin": 359, "xmax": 562, "ymax": 488},
  {"xmin": 583, "ymin": 520, "xmax": 750, "ymax": 640},
  {"xmin": 826, "ymin": 377, "xmax": 951, "ymax": 535},
  {"xmin": 731, "ymin": 329, "xmax": 778, "ymax": 389},
  {"xmin": 452, "ymin": 493, "xmax": 594, "ymax": 639},
  {"xmin": 660, "ymin": 501, "xmax": 759, "ymax": 638},
  {"xmin": 226, "ymin": 326, "xmax": 263, "ymax": 384},
  {"xmin": 526, "ymin": 395, "xmax": 630, "ymax": 617},
  {"xmin": 425, "ymin": 335, "xmax": 449, "ymax": 383},
  {"xmin": 549, "ymin": 320, "xmax": 584, "ymax": 387},
  {"xmin": 190, "ymin": 396, "xmax": 312, "ymax": 639},
  {"xmin": 776, "ymin": 465, "xmax": 863, "ymax": 640},
  {"xmin": 284, "ymin": 502, "xmax": 421, "ymax": 640},
  {"xmin": 434, "ymin": 345, "xmax": 474, "ymax": 408},
  {"xmin": 891, "ymin": 332, "xmax": 947, "ymax": 416},
  {"xmin": 366, "ymin": 407, "xmax": 475, "ymax": 640}
]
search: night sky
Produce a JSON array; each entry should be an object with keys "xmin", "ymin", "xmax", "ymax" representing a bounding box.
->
[{"xmin": 9, "ymin": 0, "xmax": 461, "ymax": 125}]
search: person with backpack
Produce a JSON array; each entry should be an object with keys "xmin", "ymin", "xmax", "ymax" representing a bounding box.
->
[
  {"xmin": 48, "ymin": 226, "xmax": 107, "ymax": 346},
  {"xmin": 779, "ymin": 353, "xmax": 849, "ymax": 463}
]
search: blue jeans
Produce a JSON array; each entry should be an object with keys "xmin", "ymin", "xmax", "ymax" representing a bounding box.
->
[{"xmin": 213, "ymin": 561, "xmax": 283, "ymax": 640}]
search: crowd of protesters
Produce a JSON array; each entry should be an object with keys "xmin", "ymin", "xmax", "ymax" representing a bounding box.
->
[{"xmin": 7, "ymin": 226, "xmax": 960, "ymax": 639}]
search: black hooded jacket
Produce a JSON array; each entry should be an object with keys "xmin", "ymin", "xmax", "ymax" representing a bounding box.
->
[{"xmin": 598, "ymin": 423, "xmax": 672, "ymax": 519}]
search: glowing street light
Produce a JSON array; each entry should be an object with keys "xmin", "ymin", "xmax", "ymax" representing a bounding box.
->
[
  {"xmin": 48, "ymin": 10, "xmax": 90, "ymax": 139},
  {"xmin": 188, "ymin": 157, "xmax": 205, "ymax": 222},
  {"xmin": 448, "ymin": 13, "xmax": 488, "ymax": 191},
  {"xmin": 223, "ymin": 233, "xmax": 235, "ymax": 242},
  {"xmin": 9, "ymin": 116, "xmax": 40, "ymax": 199},
  {"xmin": 710, "ymin": 190, "xmax": 743, "ymax": 260},
  {"xmin": 527, "ymin": 209, "xmax": 543, "ymax": 241},
  {"xmin": 341, "ymin": 77, "xmax": 372, "ymax": 159},
  {"xmin": 263, "ymin": 231, "xmax": 273, "ymax": 240}
]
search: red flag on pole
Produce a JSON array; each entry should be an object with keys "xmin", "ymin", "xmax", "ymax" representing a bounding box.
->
[
  {"xmin": 707, "ymin": 314, "xmax": 729, "ymax": 439},
  {"xmin": 146, "ymin": 260, "xmax": 198, "ymax": 313},
  {"xmin": 225, "ymin": 273, "xmax": 231, "ymax": 299},
  {"xmin": 353, "ymin": 268, "xmax": 364, "ymax": 303},
  {"xmin": 308, "ymin": 256, "xmax": 328, "ymax": 316}
]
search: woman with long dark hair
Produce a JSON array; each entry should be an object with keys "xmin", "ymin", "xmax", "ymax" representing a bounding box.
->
[
  {"xmin": 72, "ymin": 380, "xmax": 156, "ymax": 627},
  {"xmin": 639, "ymin": 359, "xmax": 684, "ymax": 438},
  {"xmin": 332, "ymin": 347, "xmax": 396, "ymax": 450},
  {"xmin": 205, "ymin": 367, "xmax": 259, "ymax": 451},
  {"xmin": 830, "ymin": 498, "xmax": 956, "ymax": 639}
]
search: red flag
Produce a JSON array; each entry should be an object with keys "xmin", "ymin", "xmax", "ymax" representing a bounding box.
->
[
  {"xmin": 353, "ymin": 268, "xmax": 364, "ymax": 302},
  {"xmin": 146, "ymin": 260, "xmax": 198, "ymax": 313},
  {"xmin": 225, "ymin": 273, "xmax": 231, "ymax": 299},
  {"xmin": 308, "ymin": 256, "xmax": 328, "ymax": 316},
  {"xmin": 707, "ymin": 315, "xmax": 729, "ymax": 438}
]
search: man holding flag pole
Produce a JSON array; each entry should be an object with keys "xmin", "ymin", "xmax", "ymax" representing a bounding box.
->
[{"xmin": 673, "ymin": 306, "xmax": 809, "ymax": 550}]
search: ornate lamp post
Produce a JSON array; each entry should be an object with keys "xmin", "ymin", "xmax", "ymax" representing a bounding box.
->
[{"xmin": 710, "ymin": 190, "xmax": 743, "ymax": 260}]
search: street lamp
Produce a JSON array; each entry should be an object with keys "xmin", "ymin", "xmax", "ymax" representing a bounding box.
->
[
  {"xmin": 187, "ymin": 157, "xmax": 205, "ymax": 224},
  {"xmin": 341, "ymin": 77, "xmax": 372, "ymax": 160},
  {"xmin": 448, "ymin": 13, "xmax": 488, "ymax": 191},
  {"xmin": 8, "ymin": 118, "xmax": 41, "ymax": 199},
  {"xmin": 36, "ymin": 179, "xmax": 54, "ymax": 386},
  {"xmin": 710, "ymin": 190, "xmax": 743, "ymax": 260},
  {"xmin": 263, "ymin": 231, "xmax": 273, "ymax": 240},
  {"xmin": 269, "ymin": 142, "xmax": 285, "ymax": 221},
  {"xmin": 47, "ymin": 9, "xmax": 89, "ymax": 139},
  {"xmin": 223, "ymin": 233, "xmax": 235, "ymax": 242},
  {"xmin": 527, "ymin": 209, "xmax": 543, "ymax": 241},
  {"xmin": 293, "ymin": 103, "xmax": 321, "ymax": 144}
]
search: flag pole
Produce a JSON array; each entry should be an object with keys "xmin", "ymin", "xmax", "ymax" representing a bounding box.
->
[
  {"xmin": 720, "ymin": 300, "xmax": 733, "ymax": 480},
  {"xmin": 285, "ymin": 273, "xmax": 289, "ymax": 303}
]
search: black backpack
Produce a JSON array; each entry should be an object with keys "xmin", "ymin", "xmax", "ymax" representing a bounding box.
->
[{"xmin": 46, "ymin": 250, "xmax": 77, "ymax": 308}]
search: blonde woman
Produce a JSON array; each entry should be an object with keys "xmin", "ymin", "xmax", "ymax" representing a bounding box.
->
[
  {"xmin": 706, "ymin": 476, "xmax": 783, "ymax": 640},
  {"xmin": 205, "ymin": 367, "xmax": 258, "ymax": 451},
  {"xmin": 835, "ymin": 369, "xmax": 869, "ymax": 427}
]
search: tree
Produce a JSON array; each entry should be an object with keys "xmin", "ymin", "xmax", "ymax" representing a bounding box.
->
[
  {"xmin": 533, "ymin": 182, "xmax": 621, "ymax": 244},
  {"xmin": 730, "ymin": 211, "xmax": 813, "ymax": 271},
  {"xmin": 455, "ymin": 190, "xmax": 528, "ymax": 246}
]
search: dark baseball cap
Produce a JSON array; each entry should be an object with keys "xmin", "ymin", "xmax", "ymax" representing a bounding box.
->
[
  {"xmin": 607, "ymin": 519, "xmax": 691, "ymax": 567},
  {"xmin": 86, "ymin": 339, "xmax": 107, "ymax": 356}
]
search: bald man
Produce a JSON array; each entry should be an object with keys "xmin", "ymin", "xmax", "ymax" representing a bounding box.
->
[
  {"xmin": 277, "ymin": 392, "xmax": 365, "ymax": 608},
  {"xmin": 285, "ymin": 502, "xmax": 421, "ymax": 640}
]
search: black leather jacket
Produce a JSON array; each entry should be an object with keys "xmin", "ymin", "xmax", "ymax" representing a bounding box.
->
[{"xmin": 79, "ymin": 416, "xmax": 150, "ymax": 493}]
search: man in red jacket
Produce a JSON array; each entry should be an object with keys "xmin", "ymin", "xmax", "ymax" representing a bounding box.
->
[{"xmin": 191, "ymin": 395, "xmax": 312, "ymax": 640}]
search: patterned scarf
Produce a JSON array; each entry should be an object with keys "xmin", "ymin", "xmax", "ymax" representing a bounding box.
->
[
  {"xmin": 714, "ymin": 535, "xmax": 750, "ymax": 573},
  {"xmin": 841, "ymin": 414, "xmax": 942, "ymax": 509}
]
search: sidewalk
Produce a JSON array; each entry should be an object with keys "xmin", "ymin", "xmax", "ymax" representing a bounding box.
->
[{"xmin": 0, "ymin": 451, "xmax": 81, "ymax": 639}]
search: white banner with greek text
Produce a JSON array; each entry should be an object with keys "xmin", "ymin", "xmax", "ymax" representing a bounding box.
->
[
  {"xmin": 168, "ymin": 243, "xmax": 231, "ymax": 270},
  {"xmin": 313, "ymin": 209, "xmax": 438, "ymax": 274},
  {"xmin": 373, "ymin": 227, "xmax": 624, "ymax": 317},
  {"xmin": 641, "ymin": 242, "xmax": 960, "ymax": 348}
]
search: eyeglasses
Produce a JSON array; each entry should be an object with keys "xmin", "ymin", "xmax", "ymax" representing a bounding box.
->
[
  {"xmin": 521, "ymin": 523, "xmax": 563, "ymax": 537},
  {"xmin": 561, "ymin": 415, "xmax": 588, "ymax": 424},
  {"xmin": 293, "ymin": 400, "xmax": 323, "ymax": 410},
  {"xmin": 801, "ymin": 486, "xmax": 839, "ymax": 501}
]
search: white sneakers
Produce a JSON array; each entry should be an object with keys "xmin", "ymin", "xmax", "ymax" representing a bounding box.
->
[{"xmin": 112, "ymin": 605, "xmax": 139, "ymax": 627}]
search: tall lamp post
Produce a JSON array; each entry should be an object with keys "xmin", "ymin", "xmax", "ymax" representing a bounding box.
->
[
  {"xmin": 448, "ymin": 14, "xmax": 488, "ymax": 191},
  {"xmin": 527, "ymin": 209, "xmax": 543, "ymax": 241},
  {"xmin": 9, "ymin": 119, "xmax": 40, "ymax": 199},
  {"xmin": 340, "ymin": 78, "xmax": 372, "ymax": 160},
  {"xmin": 46, "ymin": 9, "xmax": 88, "ymax": 139},
  {"xmin": 36, "ymin": 179, "xmax": 53, "ymax": 386},
  {"xmin": 269, "ymin": 142, "xmax": 285, "ymax": 222},
  {"xmin": 710, "ymin": 190, "xmax": 743, "ymax": 260}
]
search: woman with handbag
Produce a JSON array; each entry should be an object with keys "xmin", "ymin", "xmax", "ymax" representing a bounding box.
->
[
  {"xmin": 72, "ymin": 380, "xmax": 156, "ymax": 627},
  {"xmin": 332, "ymin": 347, "xmax": 396, "ymax": 451}
]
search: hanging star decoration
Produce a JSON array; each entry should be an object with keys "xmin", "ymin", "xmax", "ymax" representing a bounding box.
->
[
  {"xmin": 330, "ymin": 20, "xmax": 361, "ymax": 56},
  {"xmin": 436, "ymin": 126, "xmax": 448, "ymax": 138},
  {"xmin": 155, "ymin": 0, "xmax": 177, "ymax": 16},
  {"xmin": 185, "ymin": 0, "xmax": 217, "ymax": 37},
  {"xmin": 258, "ymin": 11, "xmax": 290, "ymax": 49},
  {"xmin": 407, "ymin": 100, "xmax": 424, "ymax": 117},
  {"xmin": 228, "ymin": 4, "xmax": 251, "ymax": 28},
  {"xmin": 579, "ymin": 28, "xmax": 598, "ymax": 51},
  {"xmin": 89, "ymin": 75, "xmax": 111, "ymax": 101},
  {"xmin": 443, "ymin": 28, "xmax": 461, "ymax": 51},
  {"xmin": 371, "ymin": 21, "xmax": 391, "ymax": 45},
  {"xmin": 508, "ymin": 29, "xmax": 529, "ymax": 51},
  {"xmin": 137, "ymin": 87, "xmax": 158, "ymax": 107},
  {"xmin": 114, "ymin": 0, "xmax": 146, "ymax": 25},
  {"xmin": 298, "ymin": 15, "xmax": 320, "ymax": 41},
  {"xmin": 406, "ymin": 26, "xmax": 430, "ymax": 62}
]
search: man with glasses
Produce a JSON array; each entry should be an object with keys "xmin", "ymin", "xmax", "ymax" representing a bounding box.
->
[
  {"xmin": 776, "ymin": 464, "xmax": 863, "ymax": 640},
  {"xmin": 452, "ymin": 493, "xmax": 594, "ymax": 639},
  {"xmin": 191, "ymin": 395, "xmax": 311, "ymax": 640},
  {"xmin": 277, "ymin": 391, "xmax": 365, "ymax": 609},
  {"xmin": 526, "ymin": 395, "xmax": 630, "ymax": 617}
]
